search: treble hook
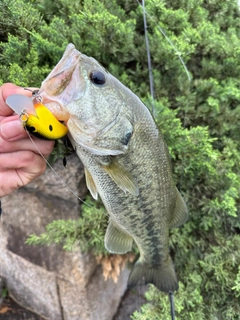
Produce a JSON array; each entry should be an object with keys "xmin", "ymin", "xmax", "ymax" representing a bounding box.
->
[{"xmin": 24, "ymin": 88, "xmax": 43, "ymax": 103}]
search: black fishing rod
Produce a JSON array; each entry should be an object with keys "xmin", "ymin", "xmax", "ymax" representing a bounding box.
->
[
  {"xmin": 142, "ymin": 2, "xmax": 176, "ymax": 318},
  {"xmin": 169, "ymin": 291, "xmax": 176, "ymax": 320},
  {"xmin": 141, "ymin": 1, "xmax": 189, "ymax": 319},
  {"xmin": 142, "ymin": 0, "xmax": 155, "ymax": 115}
]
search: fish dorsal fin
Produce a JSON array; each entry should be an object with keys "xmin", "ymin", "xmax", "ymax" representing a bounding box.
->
[
  {"xmin": 104, "ymin": 220, "xmax": 133, "ymax": 254},
  {"xmin": 169, "ymin": 189, "xmax": 188, "ymax": 228},
  {"xmin": 84, "ymin": 167, "xmax": 98, "ymax": 200},
  {"xmin": 102, "ymin": 158, "xmax": 139, "ymax": 196}
]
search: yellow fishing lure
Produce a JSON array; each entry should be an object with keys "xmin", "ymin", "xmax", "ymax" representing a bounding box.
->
[
  {"xmin": 25, "ymin": 102, "xmax": 68, "ymax": 140},
  {"xmin": 6, "ymin": 94, "xmax": 68, "ymax": 140}
]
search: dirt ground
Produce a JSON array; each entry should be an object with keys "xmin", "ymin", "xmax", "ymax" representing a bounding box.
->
[{"xmin": 0, "ymin": 297, "xmax": 43, "ymax": 320}]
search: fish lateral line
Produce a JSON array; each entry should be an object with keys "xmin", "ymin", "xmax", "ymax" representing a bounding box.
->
[
  {"xmin": 126, "ymin": 5, "xmax": 187, "ymax": 311},
  {"xmin": 38, "ymin": 43, "xmax": 189, "ymax": 297}
]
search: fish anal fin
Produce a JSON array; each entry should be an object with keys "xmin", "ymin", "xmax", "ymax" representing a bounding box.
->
[
  {"xmin": 102, "ymin": 159, "xmax": 139, "ymax": 196},
  {"xmin": 104, "ymin": 220, "xmax": 133, "ymax": 254},
  {"xmin": 84, "ymin": 167, "xmax": 98, "ymax": 200},
  {"xmin": 128, "ymin": 256, "xmax": 178, "ymax": 293},
  {"xmin": 169, "ymin": 189, "xmax": 188, "ymax": 228}
]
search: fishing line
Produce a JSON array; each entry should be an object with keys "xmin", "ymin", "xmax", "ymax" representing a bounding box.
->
[
  {"xmin": 26, "ymin": 130, "xmax": 93, "ymax": 208},
  {"xmin": 137, "ymin": 0, "xmax": 191, "ymax": 86},
  {"xmin": 138, "ymin": 0, "xmax": 191, "ymax": 189}
]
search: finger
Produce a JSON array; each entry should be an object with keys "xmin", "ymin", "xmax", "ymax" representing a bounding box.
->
[
  {"xmin": 0, "ymin": 136, "xmax": 55, "ymax": 157},
  {"xmin": 0, "ymin": 151, "xmax": 47, "ymax": 197},
  {"xmin": 0, "ymin": 83, "xmax": 37, "ymax": 117},
  {"xmin": 0, "ymin": 150, "xmax": 46, "ymax": 172},
  {"xmin": 0, "ymin": 115, "xmax": 28, "ymax": 141}
]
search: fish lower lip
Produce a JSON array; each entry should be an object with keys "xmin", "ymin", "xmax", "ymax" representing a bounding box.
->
[{"xmin": 45, "ymin": 101, "xmax": 70, "ymax": 121}]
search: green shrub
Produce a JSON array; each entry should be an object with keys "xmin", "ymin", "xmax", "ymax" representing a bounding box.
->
[{"xmin": 1, "ymin": 0, "xmax": 240, "ymax": 318}]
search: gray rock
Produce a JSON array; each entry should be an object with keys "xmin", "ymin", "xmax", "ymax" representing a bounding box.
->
[
  {"xmin": 87, "ymin": 265, "xmax": 129, "ymax": 320},
  {"xmin": 0, "ymin": 239, "xmax": 62, "ymax": 319},
  {"xmin": 0, "ymin": 154, "xmax": 129, "ymax": 320}
]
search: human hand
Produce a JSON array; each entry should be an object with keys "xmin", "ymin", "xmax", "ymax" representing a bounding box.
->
[{"xmin": 0, "ymin": 83, "xmax": 55, "ymax": 197}]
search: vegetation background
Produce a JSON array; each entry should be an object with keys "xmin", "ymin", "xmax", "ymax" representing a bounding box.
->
[{"xmin": 1, "ymin": 0, "xmax": 240, "ymax": 319}]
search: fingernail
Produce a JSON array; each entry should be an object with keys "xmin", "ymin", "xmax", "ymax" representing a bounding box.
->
[{"xmin": 0, "ymin": 120, "xmax": 23, "ymax": 139}]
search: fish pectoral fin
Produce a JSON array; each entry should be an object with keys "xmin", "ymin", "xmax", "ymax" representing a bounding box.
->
[
  {"xmin": 102, "ymin": 159, "xmax": 139, "ymax": 196},
  {"xmin": 84, "ymin": 167, "xmax": 98, "ymax": 200},
  {"xmin": 169, "ymin": 188, "xmax": 188, "ymax": 228},
  {"xmin": 104, "ymin": 220, "xmax": 133, "ymax": 254}
]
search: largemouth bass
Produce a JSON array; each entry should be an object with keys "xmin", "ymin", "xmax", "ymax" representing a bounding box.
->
[{"xmin": 39, "ymin": 44, "xmax": 188, "ymax": 293}]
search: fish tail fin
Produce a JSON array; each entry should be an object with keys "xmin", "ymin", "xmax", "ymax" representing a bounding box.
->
[{"xmin": 128, "ymin": 256, "xmax": 178, "ymax": 293}]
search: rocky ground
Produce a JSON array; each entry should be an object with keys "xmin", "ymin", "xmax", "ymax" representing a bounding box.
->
[
  {"xmin": 0, "ymin": 297, "xmax": 42, "ymax": 320},
  {"xmin": 0, "ymin": 286, "xmax": 147, "ymax": 320},
  {"xmin": 0, "ymin": 155, "xmax": 149, "ymax": 320}
]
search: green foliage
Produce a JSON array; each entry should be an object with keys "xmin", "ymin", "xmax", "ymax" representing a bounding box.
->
[
  {"xmin": 1, "ymin": 0, "xmax": 240, "ymax": 319},
  {"xmin": 0, "ymin": 0, "xmax": 42, "ymax": 41},
  {"xmin": 1, "ymin": 287, "xmax": 8, "ymax": 299},
  {"xmin": 26, "ymin": 197, "xmax": 109, "ymax": 255}
]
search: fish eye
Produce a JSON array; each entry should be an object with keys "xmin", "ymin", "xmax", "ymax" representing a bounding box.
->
[{"xmin": 89, "ymin": 71, "xmax": 106, "ymax": 85}]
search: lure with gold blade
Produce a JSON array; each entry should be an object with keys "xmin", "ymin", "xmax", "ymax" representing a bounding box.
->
[{"xmin": 6, "ymin": 94, "xmax": 68, "ymax": 140}]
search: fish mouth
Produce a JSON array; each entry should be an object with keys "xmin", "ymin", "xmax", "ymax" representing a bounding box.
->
[
  {"xmin": 40, "ymin": 44, "xmax": 81, "ymax": 97},
  {"xmin": 43, "ymin": 100, "xmax": 70, "ymax": 122},
  {"xmin": 39, "ymin": 44, "xmax": 85, "ymax": 121}
]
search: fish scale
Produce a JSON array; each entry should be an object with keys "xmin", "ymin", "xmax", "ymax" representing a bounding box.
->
[
  {"xmin": 39, "ymin": 43, "xmax": 188, "ymax": 293},
  {"xmin": 74, "ymin": 113, "xmax": 176, "ymax": 277}
]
